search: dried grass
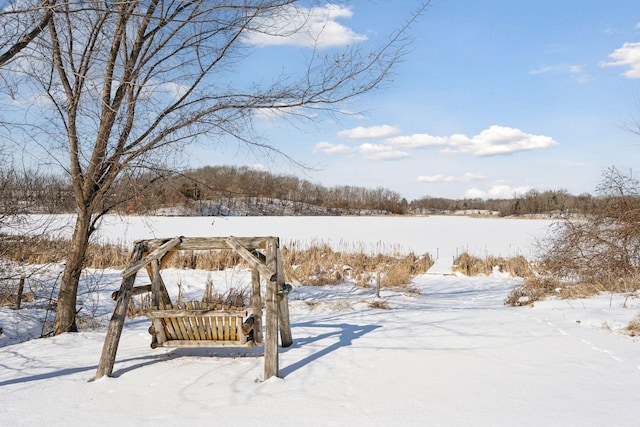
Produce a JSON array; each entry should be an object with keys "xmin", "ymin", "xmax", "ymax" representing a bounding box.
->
[
  {"xmin": 0, "ymin": 235, "xmax": 130, "ymax": 268},
  {"xmin": 504, "ymin": 276, "xmax": 562, "ymax": 306},
  {"xmin": 505, "ymin": 276, "xmax": 613, "ymax": 306},
  {"xmin": 366, "ymin": 299, "xmax": 390, "ymax": 310},
  {"xmin": 453, "ymin": 252, "xmax": 534, "ymax": 278},
  {"xmin": 623, "ymin": 313, "xmax": 640, "ymax": 337},
  {"xmin": 281, "ymin": 241, "xmax": 432, "ymax": 289},
  {"xmin": 2, "ymin": 236, "xmax": 434, "ymax": 296}
]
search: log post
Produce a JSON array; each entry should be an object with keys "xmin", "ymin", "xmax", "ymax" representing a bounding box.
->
[
  {"xmin": 276, "ymin": 246, "xmax": 293, "ymax": 347},
  {"xmin": 95, "ymin": 242, "xmax": 145, "ymax": 380},
  {"xmin": 251, "ymin": 267, "xmax": 263, "ymax": 345},
  {"xmin": 147, "ymin": 259, "xmax": 172, "ymax": 306},
  {"xmin": 263, "ymin": 238, "xmax": 279, "ymax": 380}
]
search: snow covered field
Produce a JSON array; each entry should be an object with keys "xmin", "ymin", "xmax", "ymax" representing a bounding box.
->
[{"xmin": 1, "ymin": 215, "xmax": 638, "ymax": 426}]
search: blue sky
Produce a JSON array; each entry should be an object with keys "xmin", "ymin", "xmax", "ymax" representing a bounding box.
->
[
  {"xmin": 5, "ymin": 1, "xmax": 638, "ymax": 201},
  {"xmin": 188, "ymin": 0, "xmax": 640, "ymax": 200}
]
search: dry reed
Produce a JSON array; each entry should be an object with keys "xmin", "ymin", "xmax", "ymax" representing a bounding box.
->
[
  {"xmin": 453, "ymin": 252, "xmax": 533, "ymax": 278},
  {"xmin": 2, "ymin": 235, "xmax": 433, "ymax": 296}
]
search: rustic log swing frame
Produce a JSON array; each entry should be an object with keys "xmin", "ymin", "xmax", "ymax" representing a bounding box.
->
[{"xmin": 95, "ymin": 236, "xmax": 292, "ymax": 381}]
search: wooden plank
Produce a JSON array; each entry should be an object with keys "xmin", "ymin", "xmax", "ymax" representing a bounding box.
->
[
  {"xmin": 186, "ymin": 302, "xmax": 201, "ymax": 340},
  {"xmin": 212, "ymin": 316, "xmax": 220, "ymax": 340},
  {"xmin": 194, "ymin": 302, "xmax": 206, "ymax": 340},
  {"xmin": 231, "ymin": 316, "xmax": 237, "ymax": 340},
  {"xmin": 153, "ymin": 339, "xmax": 246, "ymax": 348},
  {"xmin": 163, "ymin": 302, "xmax": 182, "ymax": 341},
  {"xmin": 122, "ymin": 236, "xmax": 182, "ymax": 278},
  {"xmin": 146, "ymin": 308, "xmax": 246, "ymax": 318},
  {"xmin": 95, "ymin": 242, "xmax": 145, "ymax": 379},
  {"xmin": 161, "ymin": 307, "xmax": 178, "ymax": 340}
]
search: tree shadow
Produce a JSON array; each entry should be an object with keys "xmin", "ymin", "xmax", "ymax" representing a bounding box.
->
[
  {"xmin": 1, "ymin": 321, "xmax": 381, "ymax": 384},
  {"xmin": 110, "ymin": 346, "xmax": 265, "ymax": 378},
  {"xmin": 0, "ymin": 354, "xmax": 159, "ymax": 386},
  {"xmin": 279, "ymin": 320, "xmax": 381, "ymax": 378}
]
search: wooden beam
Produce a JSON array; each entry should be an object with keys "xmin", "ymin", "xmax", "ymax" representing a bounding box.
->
[
  {"xmin": 276, "ymin": 247, "xmax": 293, "ymax": 348},
  {"xmin": 142, "ymin": 236, "xmax": 276, "ymax": 252},
  {"xmin": 95, "ymin": 242, "xmax": 145, "ymax": 380},
  {"xmin": 224, "ymin": 236, "xmax": 276, "ymax": 281},
  {"xmin": 147, "ymin": 259, "xmax": 171, "ymax": 306},
  {"xmin": 121, "ymin": 236, "xmax": 182, "ymax": 279},
  {"xmin": 263, "ymin": 238, "xmax": 279, "ymax": 380},
  {"xmin": 111, "ymin": 284, "xmax": 152, "ymax": 300},
  {"xmin": 251, "ymin": 268, "xmax": 263, "ymax": 345}
]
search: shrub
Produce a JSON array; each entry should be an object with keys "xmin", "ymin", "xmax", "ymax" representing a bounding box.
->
[
  {"xmin": 528, "ymin": 167, "xmax": 640, "ymax": 301},
  {"xmin": 505, "ymin": 276, "xmax": 562, "ymax": 306}
]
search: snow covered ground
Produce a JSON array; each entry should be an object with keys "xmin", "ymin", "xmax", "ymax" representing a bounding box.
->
[{"xmin": 1, "ymin": 215, "xmax": 638, "ymax": 426}]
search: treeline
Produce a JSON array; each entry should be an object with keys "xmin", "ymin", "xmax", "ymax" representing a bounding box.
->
[
  {"xmin": 117, "ymin": 165, "xmax": 408, "ymax": 215},
  {"xmin": 0, "ymin": 165, "xmax": 600, "ymax": 216},
  {"xmin": 410, "ymin": 189, "xmax": 598, "ymax": 217},
  {"xmin": 0, "ymin": 168, "xmax": 75, "ymax": 214}
]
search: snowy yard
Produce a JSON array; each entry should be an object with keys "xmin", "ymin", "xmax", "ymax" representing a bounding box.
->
[{"xmin": 1, "ymin": 215, "xmax": 638, "ymax": 426}]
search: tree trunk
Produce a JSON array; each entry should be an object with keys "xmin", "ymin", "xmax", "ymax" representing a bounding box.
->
[{"xmin": 53, "ymin": 211, "xmax": 92, "ymax": 335}]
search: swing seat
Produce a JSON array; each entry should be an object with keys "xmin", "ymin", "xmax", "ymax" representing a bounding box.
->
[{"xmin": 146, "ymin": 302, "xmax": 252, "ymax": 348}]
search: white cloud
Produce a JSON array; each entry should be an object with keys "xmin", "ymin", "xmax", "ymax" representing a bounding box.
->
[
  {"xmin": 357, "ymin": 143, "xmax": 408, "ymax": 160},
  {"xmin": 529, "ymin": 64, "xmax": 588, "ymax": 82},
  {"xmin": 529, "ymin": 66, "xmax": 552, "ymax": 75},
  {"xmin": 157, "ymin": 81, "xmax": 189, "ymax": 100},
  {"xmin": 386, "ymin": 133, "xmax": 449, "ymax": 148},
  {"xmin": 442, "ymin": 125, "xmax": 557, "ymax": 156},
  {"xmin": 464, "ymin": 187, "xmax": 486, "ymax": 199},
  {"xmin": 601, "ymin": 42, "xmax": 640, "ymax": 78},
  {"xmin": 250, "ymin": 163, "xmax": 268, "ymax": 171},
  {"xmin": 389, "ymin": 126, "xmax": 556, "ymax": 157},
  {"xmin": 417, "ymin": 172, "xmax": 486, "ymax": 183},
  {"xmin": 242, "ymin": 4, "xmax": 367, "ymax": 48},
  {"xmin": 338, "ymin": 125, "xmax": 400, "ymax": 139},
  {"xmin": 466, "ymin": 184, "xmax": 530, "ymax": 199},
  {"xmin": 313, "ymin": 141, "xmax": 352, "ymax": 155},
  {"xmin": 487, "ymin": 184, "xmax": 530, "ymax": 199}
]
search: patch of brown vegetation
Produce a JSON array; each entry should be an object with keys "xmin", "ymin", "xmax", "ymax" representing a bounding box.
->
[
  {"xmin": 623, "ymin": 313, "xmax": 640, "ymax": 337},
  {"xmin": 504, "ymin": 276, "xmax": 562, "ymax": 306},
  {"xmin": 281, "ymin": 241, "xmax": 433, "ymax": 288},
  {"xmin": 453, "ymin": 252, "xmax": 534, "ymax": 278},
  {"xmin": 2, "ymin": 236, "xmax": 433, "ymax": 293}
]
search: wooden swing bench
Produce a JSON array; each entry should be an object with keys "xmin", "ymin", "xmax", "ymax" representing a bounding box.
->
[
  {"xmin": 147, "ymin": 302, "xmax": 253, "ymax": 349},
  {"xmin": 96, "ymin": 236, "xmax": 292, "ymax": 381}
]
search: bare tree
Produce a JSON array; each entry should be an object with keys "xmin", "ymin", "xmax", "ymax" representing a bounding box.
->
[
  {"xmin": 1, "ymin": 0, "xmax": 427, "ymax": 334},
  {"xmin": 538, "ymin": 167, "xmax": 640, "ymax": 290},
  {"xmin": 0, "ymin": 0, "xmax": 57, "ymax": 67}
]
